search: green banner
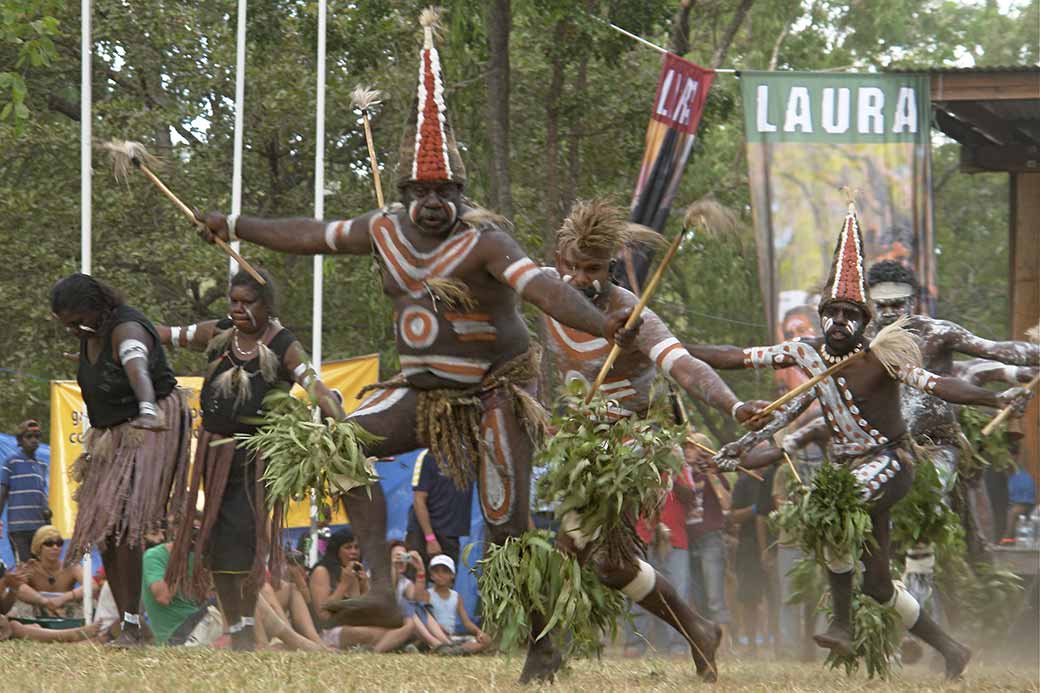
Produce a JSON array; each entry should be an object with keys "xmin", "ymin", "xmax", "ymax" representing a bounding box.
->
[
  {"xmin": 742, "ymin": 71, "xmax": 930, "ymax": 144},
  {"xmin": 741, "ymin": 71, "xmax": 934, "ymax": 350}
]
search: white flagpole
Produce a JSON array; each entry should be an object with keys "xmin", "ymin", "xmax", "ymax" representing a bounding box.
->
[
  {"xmin": 309, "ymin": 0, "xmax": 327, "ymax": 568},
  {"xmin": 80, "ymin": 0, "xmax": 94, "ymax": 625},
  {"xmin": 80, "ymin": 0, "xmax": 91, "ymax": 275},
  {"xmin": 230, "ymin": 0, "xmax": 247, "ymax": 278}
]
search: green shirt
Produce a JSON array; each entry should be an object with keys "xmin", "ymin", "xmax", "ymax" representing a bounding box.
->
[{"xmin": 141, "ymin": 544, "xmax": 200, "ymax": 645}]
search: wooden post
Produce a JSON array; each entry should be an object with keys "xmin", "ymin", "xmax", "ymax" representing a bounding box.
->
[{"xmin": 1010, "ymin": 172, "xmax": 1040, "ymax": 486}]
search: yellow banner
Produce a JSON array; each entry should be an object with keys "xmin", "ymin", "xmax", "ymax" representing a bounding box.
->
[{"xmin": 48, "ymin": 354, "xmax": 378, "ymax": 534}]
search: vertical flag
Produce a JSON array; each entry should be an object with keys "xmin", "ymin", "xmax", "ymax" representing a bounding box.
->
[{"xmin": 616, "ymin": 53, "xmax": 716, "ymax": 293}]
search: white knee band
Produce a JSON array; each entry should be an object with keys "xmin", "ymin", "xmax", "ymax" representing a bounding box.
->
[
  {"xmin": 886, "ymin": 581, "xmax": 921, "ymax": 628},
  {"xmin": 621, "ymin": 559, "xmax": 656, "ymax": 602},
  {"xmin": 824, "ymin": 547, "xmax": 854, "ymax": 574},
  {"xmin": 560, "ymin": 511, "xmax": 600, "ymax": 551}
]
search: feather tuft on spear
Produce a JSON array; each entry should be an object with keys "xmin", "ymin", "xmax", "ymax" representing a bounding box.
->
[
  {"xmin": 419, "ymin": 6, "xmax": 443, "ymax": 30},
  {"xmin": 682, "ymin": 197, "xmax": 740, "ymax": 238},
  {"xmin": 350, "ymin": 85, "xmax": 384, "ymax": 113},
  {"xmin": 868, "ymin": 315, "xmax": 922, "ymax": 377},
  {"xmin": 102, "ymin": 139, "xmax": 160, "ymax": 181},
  {"xmin": 1027, "ymin": 324, "xmax": 1039, "ymax": 343}
]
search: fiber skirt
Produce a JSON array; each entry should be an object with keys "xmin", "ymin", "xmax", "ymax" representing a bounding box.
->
[{"xmin": 66, "ymin": 389, "xmax": 192, "ymax": 563}]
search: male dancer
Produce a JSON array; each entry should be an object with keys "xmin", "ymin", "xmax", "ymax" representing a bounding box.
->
[
  {"xmin": 867, "ymin": 260, "xmax": 1039, "ymax": 563},
  {"xmin": 197, "ymin": 11, "xmax": 633, "ymax": 681},
  {"xmin": 690, "ymin": 204, "xmax": 1032, "ymax": 679},
  {"xmin": 538, "ymin": 199, "xmax": 765, "ymax": 681}
]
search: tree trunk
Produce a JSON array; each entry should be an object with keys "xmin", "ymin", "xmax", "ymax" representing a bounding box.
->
[
  {"xmin": 670, "ymin": 0, "xmax": 696, "ymax": 56},
  {"xmin": 562, "ymin": 53, "xmax": 588, "ymax": 216},
  {"xmin": 710, "ymin": 0, "xmax": 755, "ymax": 68},
  {"xmin": 485, "ymin": 0, "xmax": 513, "ymax": 218},
  {"xmin": 543, "ymin": 21, "xmax": 567, "ymax": 254}
]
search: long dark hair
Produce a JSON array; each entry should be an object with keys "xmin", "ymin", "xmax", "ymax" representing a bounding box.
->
[
  {"xmin": 317, "ymin": 527, "xmax": 356, "ymax": 586},
  {"xmin": 50, "ymin": 273, "xmax": 125, "ymax": 336}
]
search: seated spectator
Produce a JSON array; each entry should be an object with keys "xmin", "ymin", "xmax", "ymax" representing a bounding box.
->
[
  {"xmin": 426, "ymin": 555, "xmax": 490, "ymax": 654},
  {"xmin": 15, "ymin": 525, "xmax": 93, "ymax": 618},
  {"xmin": 406, "ymin": 451, "xmax": 473, "ymax": 568},
  {"xmin": 309, "ymin": 528, "xmax": 369, "ymax": 627},
  {"xmin": 0, "ymin": 613, "xmax": 100, "ymax": 643},
  {"xmin": 330, "ymin": 541, "xmax": 420, "ymax": 652},
  {"xmin": 141, "ymin": 527, "xmax": 222, "ymax": 647},
  {"xmin": 258, "ymin": 560, "xmax": 325, "ymax": 650},
  {"xmin": 1, "ymin": 560, "xmax": 28, "ymax": 614},
  {"xmin": 253, "ymin": 585, "xmax": 326, "ymax": 652}
]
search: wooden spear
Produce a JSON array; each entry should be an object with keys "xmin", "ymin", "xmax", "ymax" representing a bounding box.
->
[
  {"xmin": 350, "ymin": 86, "xmax": 386, "ymax": 208},
  {"xmin": 102, "ymin": 140, "xmax": 266, "ymax": 285},
  {"xmin": 982, "ymin": 373, "xmax": 1040, "ymax": 436}
]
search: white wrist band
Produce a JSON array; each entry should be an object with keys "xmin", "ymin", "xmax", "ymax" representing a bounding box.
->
[
  {"xmin": 227, "ymin": 213, "xmax": 240, "ymax": 241},
  {"xmin": 730, "ymin": 401, "xmax": 745, "ymax": 419},
  {"xmin": 138, "ymin": 401, "xmax": 158, "ymax": 417}
]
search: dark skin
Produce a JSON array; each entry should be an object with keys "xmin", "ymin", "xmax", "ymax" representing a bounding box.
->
[
  {"xmin": 0, "ymin": 431, "xmax": 47, "ymax": 535},
  {"xmin": 53, "ymin": 309, "xmax": 164, "ymax": 431},
  {"xmin": 691, "ymin": 303, "xmax": 1027, "ymax": 441},
  {"xmin": 156, "ymin": 284, "xmax": 345, "ymax": 421},
  {"xmin": 197, "ymin": 182, "xmax": 638, "ymax": 387}
]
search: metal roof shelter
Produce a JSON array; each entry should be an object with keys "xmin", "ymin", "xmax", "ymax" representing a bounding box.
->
[{"xmin": 916, "ymin": 66, "xmax": 1040, "ymax": 483}]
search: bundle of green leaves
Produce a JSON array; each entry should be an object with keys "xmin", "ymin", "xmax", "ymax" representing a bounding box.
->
[
  {"xmin": 471, "ymin": 530, "xmax": 627, "ymax": 658},
  {"xmin": 890, "ymin": 457, "xmax": 965, "ymax": 562},
  {"xmin": 235, "ymin": 390, "xmax": 381, "ymax": 507},
  {"xmin": 958, "ymin": 407, "xmax": 1014, "ymax": 475},
  {"xmin": 771, "ymin": 461, "xmax": 874, "ymax": 566},
  {"xmin": 823, "ymin": 591, "xmax": 903, "ymax": 679},
  {"xmin": 534, "ymin": 383, "xmax": 686, "ymax": 545}
]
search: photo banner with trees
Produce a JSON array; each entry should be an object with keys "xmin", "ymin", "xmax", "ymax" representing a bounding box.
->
[
  {"xmin": 741, "ymin": 71, "xmax": 934, "ymax": 346},
  {"xmin": 617, "ymin": 52, "xmax": 715, "ymax": 293}
]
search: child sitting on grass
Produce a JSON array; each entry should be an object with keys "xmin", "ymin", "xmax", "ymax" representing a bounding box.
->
[{"xmin": 426, "ymin": 555, "xmax": 490, "ymax": 654}]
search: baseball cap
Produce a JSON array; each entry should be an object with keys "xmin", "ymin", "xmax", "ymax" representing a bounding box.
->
[{"xmin": 429, "ymin": 554, "xmax": 456, "ymax": 574}]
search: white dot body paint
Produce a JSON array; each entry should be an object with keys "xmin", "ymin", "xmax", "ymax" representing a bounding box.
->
[
  {"xmin": 848, "ymin": 320, "xmax": 858, "ymax": 335},
  {"xmin": 445, "ymin": 200, "xmax": 457, "ymax": 227},
  {"xmin": 592, "ymin": 280, "xmax": 601, "ymax": 295},
  {"xmin": 244, "ymin": 306, "xmax": 257, "ymax": 328},
  {"xmin": 409, "ymin": 200, "xmax": 421, "ymax": 224},
  {"xmin": 562, "ymin": 275, "xmax": 573, "ymax": 283},
  {"xmin": 823, "ymin": 317, "xmax": 834, "ymax": 332}
]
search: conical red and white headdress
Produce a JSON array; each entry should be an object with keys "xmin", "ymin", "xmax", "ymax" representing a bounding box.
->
[
  {"xmin": 820, "ymin": 202, "xmax": 872, "ymax": 320},
  {"xmin": 397, "ymin": 7, "xmax": 466, "ymax": 186}
]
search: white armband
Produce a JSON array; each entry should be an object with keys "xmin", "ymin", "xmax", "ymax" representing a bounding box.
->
[
  {"xmin": 227, "ymin": 213, "xmax": 240, "ymax": 241},
  {"xmin": 138, "ymin": 401, "xmax": 159, "ymax": 417},
  {"xmin": 293, "ymin": 362, "xmax": 319, "ymax": 387},
  {"xmin": 502, "ymin": 258, "xmax": 541, "ymax": 297},
  {"xmin": 730, "ymin": 400, "xmax": 745, "ymax": 420},
  {"xmin": 118, "ymin": 339, "xmax": 149, "ymax": 365}
]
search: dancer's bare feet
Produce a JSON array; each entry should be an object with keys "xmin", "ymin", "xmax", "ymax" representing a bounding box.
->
[
  {"xmin": 813, "ymin": 623, "xmax": 854, "ymax": 658},
  {"xmin": 518, "ymin": 641, "xmax": 563, "ymax": 684}
]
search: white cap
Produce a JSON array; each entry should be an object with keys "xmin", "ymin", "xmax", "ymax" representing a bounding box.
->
[{"xmin": 429, "ymin": 554, "xmax": 455, "ymax": 574}]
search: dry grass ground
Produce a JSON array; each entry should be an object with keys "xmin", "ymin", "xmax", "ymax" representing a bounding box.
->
[{"xmin": 0, "ymin": 642, "xmax": 1036, "ymax": 693}]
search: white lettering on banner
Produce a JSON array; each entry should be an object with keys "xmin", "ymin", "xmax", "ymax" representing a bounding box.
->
[
  {"xmin": 858, "ymin": 87, "xmax": 885, "ymax": 134},
  {"xmin": 822, "ymin": 87, "xmax": 850, "ymax": 133},
  {"xmin": 656, "ymin": 69, "xmax": 675, "ymax": 117},
  {"xmin": 783, "ymin": 86, "xmax": 813, "ymax": 132},
  {"xmin": 756, "ymin": 84, "xmax": 777, "ymax": 132},
  {"xmin": 892, "ymin": 87, "xmax": 918, "ymax": 133},
  {"xmin": 675, "ymin": 78, "xmax": 700, "ymax": 126},
  {"xmin": 657, "ymin": 69, "xmax": 701, "ymax": 127}
]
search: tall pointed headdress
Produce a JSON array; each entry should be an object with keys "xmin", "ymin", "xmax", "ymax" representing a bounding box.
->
[
  {"xmin": 397, "ymin": 7, "xmax": 466, "ymax": 187},
  {"xmin": 819, "ymin": 200, "xmax": 872, "ymax": 321}
]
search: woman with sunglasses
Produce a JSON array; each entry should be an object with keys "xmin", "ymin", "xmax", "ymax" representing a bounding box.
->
[
  {"xmin": 13, "ymin": 525, "xmax": 97, "ymax": 618},
  {"xmin": 50, "ymin": 273, "xmax": 192, "ymax": 647}
]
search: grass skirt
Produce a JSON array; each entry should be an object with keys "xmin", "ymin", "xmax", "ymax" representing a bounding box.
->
[{"xmin": 65, "ymin": 389, "xmax": 192, "ymax": 563}]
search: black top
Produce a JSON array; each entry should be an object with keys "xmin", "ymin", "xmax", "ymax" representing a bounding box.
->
[
  {"xmin": 77, "ymin": 305, "xmax": 177, "ymax": 429},
  {"xmin": 406, "ymin": 451, "xmax": 473, "ymax": 538},
  {"xmin": 200, "ymin": 320, "xmax": 296, "ymax": 436}
]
